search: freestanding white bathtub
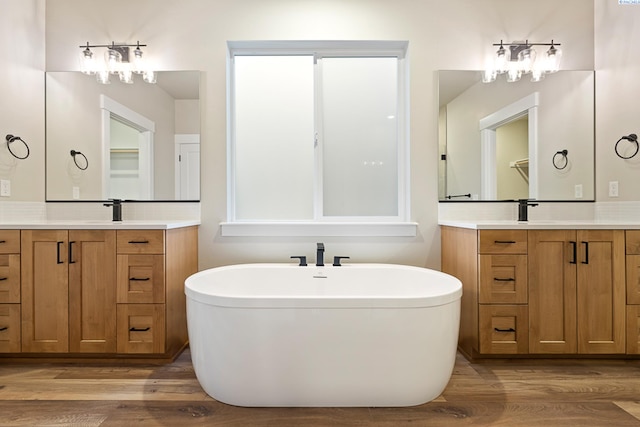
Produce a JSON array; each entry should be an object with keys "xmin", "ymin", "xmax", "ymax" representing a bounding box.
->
[{"xmin": 185, "ymin": 263, "xmax": 462, "ymax": 407}]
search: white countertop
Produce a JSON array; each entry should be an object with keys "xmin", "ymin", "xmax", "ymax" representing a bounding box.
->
[
  {"xmin": 439, "ymin": 220, "xmax": 640, "ymax": 230},
  {"xmin": 0, "ymin": 219, "xmax": 200, "ymax": 230}
]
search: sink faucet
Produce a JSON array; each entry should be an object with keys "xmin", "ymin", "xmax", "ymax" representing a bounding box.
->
[
  {"xmin": 316, "ymin": 242, "xmax": 325, "ymax": 267},
  {"xmin": 103, "ymin": 199, "xmax": 123, "ymax": 222},
  {"xmin": 517, "ymin": 199, "xmax": 539, "ymax": 222}
]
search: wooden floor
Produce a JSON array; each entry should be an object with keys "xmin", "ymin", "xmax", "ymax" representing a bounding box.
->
[{"xmin": 1, "ymin": 349, "xmax": 640, "ymax": 426}]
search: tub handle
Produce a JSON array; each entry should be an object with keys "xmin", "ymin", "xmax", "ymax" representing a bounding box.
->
[
  {"xmin": 129, "ymin": 327, "xmax": 151, "ymax": 332},
  {"xmin": 129, "ymin": 277, "xmax": 150, "ymax": 281},
  {"xmin": 494, "ymin": 327, "xmax": 516, "ymax": 333},
  {"xmin": 333, "ymin": 256, "xmax": 350, "ymax": 266},
  {"xmin": 493, "ymin": 277, "xmax": 515, "ymax": 282},
  {"xmin": 290, "ymin": 256, "xmax": 307, "ymax": 266}
]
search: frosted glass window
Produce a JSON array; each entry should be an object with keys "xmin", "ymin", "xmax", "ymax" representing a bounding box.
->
[
  {"xmin": 233, "ymin": 56, "xmax": 315, "ymax": 220},
  {"xmin": 229, "ymin": 41, "xmax": 408, "ymax": 223},
  {"xmin": 321, "ymin": 57, "xmax": 398, "ymax": 217}
]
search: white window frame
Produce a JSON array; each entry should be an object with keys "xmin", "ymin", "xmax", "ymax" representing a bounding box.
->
[{"xmin": 222, "ymin": 41, "xmax": 416, "ymax": 237}]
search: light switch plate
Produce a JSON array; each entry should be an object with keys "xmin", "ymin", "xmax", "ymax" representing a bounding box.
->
[
  {"xmin": 609, "ymin": 181, "xmax": 619, "ymax": 197},
  {"xmin": 72, "ymin": 186, "xmax": 80, "ymax": 199},
  {"xmin": 0, "ymin": 180, "xmax": 10, "ymax": 197},
  {"xmin": 574, "ymin": 184, "xmax": 583, "ymax": 199}
]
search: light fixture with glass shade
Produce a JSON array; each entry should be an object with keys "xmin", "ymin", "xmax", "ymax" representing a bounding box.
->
[
  {"xmin": 78, "ymin": 41, "xmax": 156, "ymax": 85},
  {"xmin": 483, "ymin": 39, "xmax": 562, "ymax": 83}
]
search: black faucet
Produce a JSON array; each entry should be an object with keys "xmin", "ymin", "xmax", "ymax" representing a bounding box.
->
[
  {"xmin": 103, "ymin": 199, "xmax": 123, "ymax": 222},
  {"xmin": 316, "ymin": 242, "xmax": 325, "ymax": 267},
  {"xmin": 517, "ymin": 199, "xmax": 539, "ymax": 222}
]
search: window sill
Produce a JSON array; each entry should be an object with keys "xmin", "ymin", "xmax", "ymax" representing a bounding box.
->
[{"xmin": 219, "ymin": 221, "xmax": 418, "ymax": 237}]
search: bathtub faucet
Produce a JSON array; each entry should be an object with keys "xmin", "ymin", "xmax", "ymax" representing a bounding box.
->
[{"xmin": 316, "ymin": 242, "xmax": 325, "ymax": 267}]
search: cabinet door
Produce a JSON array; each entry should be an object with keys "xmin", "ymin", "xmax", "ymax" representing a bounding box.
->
[
  {"xmin": 68, "ymin": 230, "xmax": 117, "ymax": 353},
  {"xmin": 576, "ymin": 230, "xmax": 625, "ymax": 354},
  {"xmin": 21, "ymin": 230, "xmax": 69, "ymax": 353},
  {"xmin": 528, "ymin": 230, "xmax": 577, "ymax": 353}
]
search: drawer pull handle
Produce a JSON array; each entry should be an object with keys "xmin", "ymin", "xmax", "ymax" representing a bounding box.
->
[
  {"xmin": 129, "ymin": 327, "xmax": 151, "ymax": 332},
  {"xmin": 0, "ymin": 240, "xmax": 6, "ymax": 244},
  {"xmin": 493, "ymin": 277, "xmax": 515, "ymax": 282},
  {"xmin": 582, "ymin": 241, "xmax": 589, "ymax": 264},
  {"xmin": 0, "ymin": 326, "xmax": 7, "ymax": 331},
  {"xmin": 0, "ymin": 277, "xmax": 7, "ymax": 281},
  {"xmin": 494, "ymin": 240, "xmax": 516, "ymax": 244},
  {"xmin": 494, "ymin": 327, "xmax": 516, "ymax": 333},
  {"xmin": 128, "ymin": 240, "xmax": 150, "ymax": 244},
  {"xmin": 69, "ymin": 241, "xmax": 76, "ymax": 264},
  {"xmin": 129, "ymin": 277, "xmax": 150, "ymax": 281},
  {"xmin": 570, "ymin": 241, "xmax": 577, "ymax": 264}
]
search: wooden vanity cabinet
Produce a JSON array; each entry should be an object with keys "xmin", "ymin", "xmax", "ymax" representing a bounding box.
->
[
  {"xmin": 14, "ymin": 226, "xmax": 198, "ymax": 360},
  {"xmin": 528, "ymin": 230, "xmax": 625, "ymax": 355},
  {"xmin": 0, "ymin": 230, "xmax": 21, "ymax": 353},
  {"xmin": 442, "ymin": 225, "xmax": 626, "ymax": 358}
]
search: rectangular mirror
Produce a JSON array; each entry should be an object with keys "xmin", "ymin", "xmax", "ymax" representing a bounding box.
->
[
  {"xmin": 46, "ymin": 70, "xmax": 200, "ymax": 201},
  {"xmin": 438, "ymin": 70, "xmax": 594, "ymax": 202}
]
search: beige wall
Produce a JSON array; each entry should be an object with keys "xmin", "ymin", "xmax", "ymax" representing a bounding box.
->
[
  {"xmin": 6, "ymin": 0, "xmax": 599, "ymax": 270},
  {"xmin": 0, "ymin": 0, "xmax": 45, "ymax": 201}
]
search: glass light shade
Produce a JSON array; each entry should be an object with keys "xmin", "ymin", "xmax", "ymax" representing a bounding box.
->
[
  {"xmin": 119, "ymin": 67, "xmax": 134, "ymax": 84},
  {"xmin": 482, "ymin": 68, "xmax": 497, "ymax": 83},
  {"xmin": 517, "ymin": 47, "xmax": 536, "ymax": 74},
  {"xmin": 80, "ymin": 48, "xmax": 95, "ymax": 75},
  {"xmin": 96, "ymin": 69, "xmax": 111, "ymax": 84},
  {"xmin": 506, "ymin": 65, "xmax": 521, "ymax": 82},
  {"xmin": 105, "ymin": 49, "xmax": 122, "ymax": 74},
  {"xmin": 530, "ymin": 67, "xmax": 545, "ymax": 82},
  {"xmin": 494, "ymin": 46, "xmax": 508, "ymax": 74},
  {"xmin": 143, "ymin": 70, "xmax": 157, "ymax": 84},
  {"xmin": 546, "ymin": 45, "xmax": 562, "ymax": 73},
  {"xmin": 132, "ymin": 47, "xmax": 145, "ymax": 74}
]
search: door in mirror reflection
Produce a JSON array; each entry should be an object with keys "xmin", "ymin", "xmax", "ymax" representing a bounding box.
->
[
  {"xmin": 108, "ymin": 117, "xmax": 152, "ymax": 199},
  {"xmin": 496, "ymin": 117, "xmax": 528, "ymax": 200}
]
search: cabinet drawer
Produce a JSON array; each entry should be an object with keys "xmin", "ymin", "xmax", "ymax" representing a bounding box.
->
[
  {"xmin": 627, "ymin": 230, "xmax": 640, "ymax": 255},
  {"xmin": 627, "ymin": 255, "xmax": 640, "ymax": 305},
  {"xmin": 479, "ymin": 255, "xmax": 527, "ymax": 304},
  {"xmin": 627, "ymin": 305, "xmax": 640, "ymax": 355},
  {"xmin": 117, "ymin": 230, "xmax": 165, "ymax": 254},
  {"xmin": 479, "ymin": 304, "xmax": 528, "ymax": 354},
  {"xmin": 0, "ymin": 254, "xmax": 20, "ymax": 303},
  {"xmin": 0, "ymin": 230, "xmax": 20, "ymax": 254},
  {"xmin": 117, "ymin": 255, "xmax": 165, "ymax": 303},
  {"xmin": 0, "ymin": 304, "xmax": 21, "ymax": 353},
  {"xmin": 479, "ymin": 230, "xmax": 527, "ymax": 254},
  {"xmin": 117, "ymin": 304, "xmax": 165, "ymax": 354}
]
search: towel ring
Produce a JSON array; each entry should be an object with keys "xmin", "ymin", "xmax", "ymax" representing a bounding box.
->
[
  {"xmin": 615, "ymin": 134, "xmax": 639, "ymax": 159},
  {"xmin": 5, "ymin": 135, "xmax": 30, "ymax": 160},
  {"xmin": 552, "ymin": 149, "xmax": 568, "ymax": 170},
  {"xmin": 70, "ymin": 150, "xmax": 89, "ymax": 170}
]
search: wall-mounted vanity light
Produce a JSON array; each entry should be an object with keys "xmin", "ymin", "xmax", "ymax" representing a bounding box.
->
[
  {"xmin": 5, "ymin": 134, "xmax": 30, "ymax": 160},
  {"xmin": 483, "ymin": 40, "xmax": 562, "ymax": 83},
  {"xmin": 70, "ymin": 150, "xmax": 88, "ymax": 170},
  {"xmin": 552, "ymin": 149, "xmax": 569, "ymax": 170},
  {"xmin": 614, "ymin": 133, "xmax": 639, "ymax": 159},
  {"xmin": 80, "ymin": 41, "xmax": 156, "ymax": 85}
]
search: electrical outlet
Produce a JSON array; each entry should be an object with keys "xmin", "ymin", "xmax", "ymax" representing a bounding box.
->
[
  {"xmin": 72, "ymin": 186, "xmax": 80, "ymax": 199},
  {"xmin": 609, "ymin": 181, "xmax": 619, "ymax": 197},
  {"xmin": 0, "ymin": 180, "xmax": 10, "ymax": 197},
  {"xmin": 574, "ymin": 184, "xmax": 583, "ymax": 199}
]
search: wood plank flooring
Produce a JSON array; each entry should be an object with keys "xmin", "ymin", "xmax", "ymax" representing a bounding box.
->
[{"xmin": 1, "ymin": 349, "xmax": 640, "ymax": 426}]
